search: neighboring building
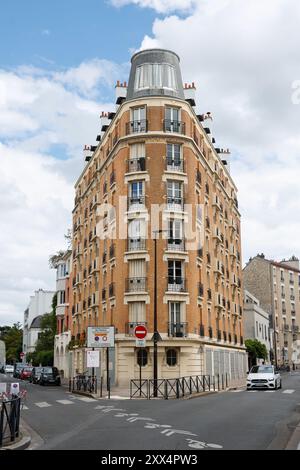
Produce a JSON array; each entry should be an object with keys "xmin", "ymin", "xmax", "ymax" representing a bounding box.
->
[
  {"xmin": 71, "ymin": 48, "xmax": 246, "ymax": 386},
  {"xmin": 0, "ymin": 340, "xmax": 6, "ymax": 367},
  {"xmin": 244, "ymin": 290, "xmax": 273, "ymax": 363},
  {"xmin": 23, "ymin": 289, "xmax": 55, "ymax": 359},
  {"xmin": 54, "ymin": 250, "xmax": 72, "ymax": 378},
  {"xmin": 243, "ymin": 255, "xmax": 300, "ymax": 367}
]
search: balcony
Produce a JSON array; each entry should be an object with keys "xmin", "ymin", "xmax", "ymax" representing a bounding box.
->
[
  {"xmin": 166, "ymin": 197, "xmax": 184, "ymax": 212},
  {"xmin": 166, "ymin": 277, "xmax": 187, "ymax": 293},
  {"xmin": 127, "ymin": 238, "xmax": 146, "ymax": 252},
  {"xmin": 284, "ymin": 324, "xmax": 290, "ymax": 331},
  {"xmin": 128, "ymin": 196, "xmax": 146, "ymax": 211},
  {"xmin": 165, "ymin": 159, "xmax": 185, "ymax": 173},
  {"xmin": 292, "ymin": 325, "xmax": 299, "ymax": 333},
  {"xmin": 125, "ymin": 321, "xmax": 147, "ymax": 336},
  {"xmin": 290, "ymin": 295, "xmax": 295, "ymax": 301},
  {"xmin": 168, "ymin": 322, "xmax": 188, "ymax": 338},
  {"xmin": 126, "ymin": 120, "xmax": 148, "ymax": 134},
  {"xmin": 167, "ymin": 238, "xmax": 185, "ymax": 252},
  {"xmin": 199, "ymin": 324, "xmax": 205, "ymax": 337},
  {"xmin": 127, "ymin": 157, "xmax": 146, "ymax": 173},
  {"xmin": 163, "ymin": 120, "xmax": 185, "ymax": 135},
  {"xmin": 125, "ymin": 277, "xmax": 147, "ymax": 293}
]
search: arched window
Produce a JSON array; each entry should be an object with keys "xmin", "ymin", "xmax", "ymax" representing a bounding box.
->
[
  {"xmin": 137, "ymin": 349, "xmax": 148, "ymax": 367},
  {"xmin": 166, "ymin": 349, "xmax": 177, "ymax": 367}
]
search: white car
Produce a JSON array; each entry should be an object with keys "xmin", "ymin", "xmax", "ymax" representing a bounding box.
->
[
  {"xmin": 247, "ymin": 365, "xmax": 282, "ymax": 390},
  {"xmin": 4, "ymin": 364, "xmax": 14, "ymax": 374}
]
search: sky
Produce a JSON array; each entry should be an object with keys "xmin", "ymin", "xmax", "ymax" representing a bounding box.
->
[{"xmin": 1, "ymin": 0, "xmax": 300, "ymax": 325}]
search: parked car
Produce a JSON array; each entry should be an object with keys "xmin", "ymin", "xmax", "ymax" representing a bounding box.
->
[
  {"xmin": 20, "ymin": 366, "xmax": 33, "ymax": 380},
  {"xmin": 5, "ymin": 364, "xmax": 14, "ymax": 374},
  {"xmin": 247, "ymin": 364, "xmax": 282, "ymax": 390},
  {"xmin": 13, "ymin": 362, "xmax": 25, "ymax": 378},
  {"xmin": 39, "ymin": 367, "xmax": 61, "ymax": 386},
  {"xmin": 29, "ymin": 366, "xmax": 44, "ymax": 384}
]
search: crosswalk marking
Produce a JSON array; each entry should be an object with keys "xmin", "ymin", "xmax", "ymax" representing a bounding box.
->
[
  {"xmin": 56, "ymin": 400, "xmax": 74, "ymax": 405},
  {"xmin": 76, "ymin": 397, "xmax": 97, "ymax": 402},
  {"xmin": 264, "ymin": 391, "xmax": 276, "ymax": 393},
  {"xmin": 35, "ymin": 402, "xmax": 52, "ymax": 408},
  {"xmin": 230, "ymin": 390, "xmax": 244, "ymax": 393},
  {"xmin": 283, "ymin": 389, "xmax": 295, "ymax": 394},
  {"xmin": 22, "ymin": 405, "xmax": 29, "ymax": 410}
]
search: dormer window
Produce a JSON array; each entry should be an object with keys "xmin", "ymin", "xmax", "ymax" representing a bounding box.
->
[{"xmin": 134, "ymin": 63, "xmax": 177, "ymax": 91}]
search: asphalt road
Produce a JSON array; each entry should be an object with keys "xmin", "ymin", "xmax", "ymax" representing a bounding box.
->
[{"xmin": 2, "ymin": 372, "xmax": 300, "ymax": 450}]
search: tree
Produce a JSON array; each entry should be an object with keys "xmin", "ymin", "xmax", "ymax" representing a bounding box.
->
[
  {"xmin": 0, "ymin": 323, "xmax": 23, "ymax": 363},
  {"xmin": 245, "ymin": 339, "xmax": 268, "ymax": 367},
  {"xmin": 28, "ymin": 294, "xmax": 57, "ymax": 366}
]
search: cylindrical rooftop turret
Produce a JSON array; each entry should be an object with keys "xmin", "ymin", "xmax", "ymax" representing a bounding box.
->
[{"xmin": 126, "ymin": 49, "xmax": 185, "ymax": 101}]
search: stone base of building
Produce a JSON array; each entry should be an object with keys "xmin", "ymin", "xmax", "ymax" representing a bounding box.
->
[
  {"xmin": 54, "ymin": 331, "xmax": 71, "ymax": 379},
  {"xmin": 70, "ymin": 338, "xmax": 247, "ymax": 387}
]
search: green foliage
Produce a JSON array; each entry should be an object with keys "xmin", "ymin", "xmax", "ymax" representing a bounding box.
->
[
  {"xmin": 245, "ymin": 339, "xmax": 268, "ymax": 361},
  {"xmin": 0, "ymin": 322, "xmax": 23, "ymax": 363},
  {"xmin": 27, "ymin": 294, "xmax": 57, "ymax": 366}
]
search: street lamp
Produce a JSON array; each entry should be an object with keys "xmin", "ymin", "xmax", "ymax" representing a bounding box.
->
[{"xmin": 152, "ymin": 229, "xmax": 167, "ymax": 397}]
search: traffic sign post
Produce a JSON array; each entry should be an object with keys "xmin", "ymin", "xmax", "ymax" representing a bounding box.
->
[{"xmin": 134, "ymin": 325, "xmax": 147, "ymax": 397}]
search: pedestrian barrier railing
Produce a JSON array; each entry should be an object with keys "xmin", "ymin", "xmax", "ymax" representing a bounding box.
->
[
  {"xmin": 0, "ymin": 396, "xmax": 21, "ymax": 447},
  {"xmin": 130, "ymin": 373, "xmax": 237, "ymax": 399}
]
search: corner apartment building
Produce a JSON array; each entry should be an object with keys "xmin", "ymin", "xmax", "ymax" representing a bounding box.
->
[
  {"xmin": 54, "ymin": 250, "xmax": 72, "ymax": 378},
  {"xmin": 243, "ymin": 255, "xmax": 300, "ymax": 367},
  {"xmin": 23, "ymin": 289, "xmax": 55, "ymax": 359},
  {"xmin": 244, "ymin": 290, "xmax": 272, "ymax": 363},
  {"xmin": 71, "ymin": 48, "xmax": 246, "ymax": 385}
]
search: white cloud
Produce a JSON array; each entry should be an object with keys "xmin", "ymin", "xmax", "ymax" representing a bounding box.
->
[
  {"xmin": 0, "ymin": 59, "xmax": 125, "ymax": 325},
  {"xmin": 110, "ymin": 0, "xmax": 197, "ymax": 13},
  {"xmin": 137, "ymin": 0, "xmax": 300, "ymax": 263}
]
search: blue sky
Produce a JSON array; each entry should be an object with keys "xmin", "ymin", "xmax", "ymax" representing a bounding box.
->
[{"xmin": 0, "ymin": 0, "xmax": 157, "ymax": 69}]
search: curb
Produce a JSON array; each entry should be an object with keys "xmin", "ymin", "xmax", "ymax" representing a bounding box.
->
[
  {"xmin": 0, "ymin": 429, "xmax": 31, "ymax": 451},
  {"xmin": 183, "ymin": 391, "xmax": 217, "ymax": 400},
  {"xmin": 285, "ymin": 420, "xmax": 300, "ymax": 450}
]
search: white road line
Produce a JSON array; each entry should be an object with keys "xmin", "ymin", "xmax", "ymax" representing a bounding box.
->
[
  {"xmin": 22, "ymin": 405, "xmax": 29, "ymax": 410},
  {"xmin": 264, "ymin": 391, "xmax": 276, "ymax": 393},
  {"xmin": 35, "ymin": 402, "xmax": 52, "ymax": 408},
  {"xmin": 230, "ymin": 390, "xmax": 244, "ymax": 393},
  {"xmin": 56, "ymin": 400, "xmax": 74, "ymax": 405},
  {"xmin": 247, "ymin": 390, "xmax": 258, "ymax": 393},
  {"xmin": 283, "ymin": 389, "xmax": 295, "ymax": 394},
  {"xmin": 75, "ymin": 397, "xmax": 97, "ymax": 402}
]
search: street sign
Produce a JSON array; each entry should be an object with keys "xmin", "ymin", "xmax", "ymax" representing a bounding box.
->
[
  {"xmin": 87, "ymin": 326, "xmax": 115, "ymax": 348},
  {"xmin": 135, "ymin": 339, "xmax": 146, "ymax": 348},
  {"xmin": 10, "ymin": 383, "xmax": 19, "ymax": 395},
  {"xmin": 87, "ymin": 350, "xmax": 99, "ymax": 368},
  {"xmin": 134, "ymin": 325, "xmax": 147, "ymax": 340}
]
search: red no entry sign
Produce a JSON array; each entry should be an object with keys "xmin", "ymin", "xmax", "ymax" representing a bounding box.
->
[{"xmin": 134, "ymin": 325, "xmax": 147, "ymax": 339}]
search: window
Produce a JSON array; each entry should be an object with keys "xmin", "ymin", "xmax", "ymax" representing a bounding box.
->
[
  {"xmin": 166, "ymin": 143, "xmax": 182, "ymax": 169},
  {"xmin": 167, "ymin": 181, "xmax": 182, "ymax": 207},
  {"xmin": 168, "ymin": 219, "xmax": 183, "ymax": 244},
  {"xmin": 130, "ymin": 107, "xmax": 147, "ymax": 133},
  {"xmin": 168, "ymin": 260, "xmax": 183, "ymax": 283},
  {"xmin": 137, "ymin": 349, "xmax": 148, "ymax": 367},
  {"xmin": 134, "ymin": 63, "xmax": 177, "ymax": 91},
  {"xmin": 166, "ymin": 349, "xmax": 177, "ymax": 367}
]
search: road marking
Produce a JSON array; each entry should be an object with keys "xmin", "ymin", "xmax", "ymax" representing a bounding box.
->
[
  {"xmin": 283, "ymin": 389, "xmax": 295, "ymax": 394},
  {"xmin": 264, "ymin": 391, "xmax": 276, "ymax": 393},
  {"xmin": 230, "ymin": 390, "xmax": 244, "ymax": 393},
  {"xmin": 22, "ymin": 405, "xmax": 29, "ymax": 410},
  {"xmin": 76, "ymin": 397, "xmax": 97, "ymax": 402},
  {"xmin": 161, "ymin": 429, "xmax": 197, "ymax": 437},
  {"xmin": 247, "ymin": 390, "xmax": 258, "ymax": 393},
  {"xmin": 35, "ymin": 402, "xmax": 52, "ymax": 408},
  {"xmin": 56, "ymin": 400, "xmax": 74, "ymax": 405}
]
